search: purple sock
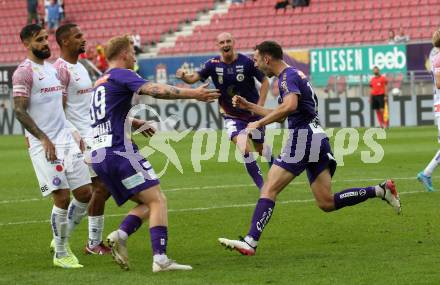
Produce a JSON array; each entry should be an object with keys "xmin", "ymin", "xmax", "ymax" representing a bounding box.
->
[
  {"xmin": 119, "ymin": 215, "xmax": 142, "ymax": 236},
  {"xmin": 243, "ymin": 153, "xmax": 264, "ymax": 190},
  {"xmin": 247, "ymin": 198, "xmax": 275, "ymax": 241},
  {"xmin": 334, "ymin": 186, "xmax": 376, "ymax": 210},
  {"xmin": 150, "ymin": 226, "xmax": 167, "ymax": 255}
]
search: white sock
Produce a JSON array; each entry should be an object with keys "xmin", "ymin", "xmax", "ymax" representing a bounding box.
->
[
  {"xmin": 244, "ymin": 236, "xmax": 258, "ymax": 248},
  {"xmin": 117, "ymin": 229, "xmax": 128, "ymax": 241},
  {"xmin": 51, "ymin": 206, "xmax": 68, "ymax": 258},
  {"xmin": 88, "ymin": 215, "xmax": 104, "ymax": 247},
  {"xmin": 375, "ymin": 185, "xmax": 385, "ymax": 198},
  {"xmin": 153, "ymin": 253, "xmax": 168, "ymax": 264},
  {"xmin": 424, "ymin": 150, "xmax": 440, "ymax": 176},
  {"xmin": 67, "ymin": 198, "xmax": 88, "ymax": 238}
]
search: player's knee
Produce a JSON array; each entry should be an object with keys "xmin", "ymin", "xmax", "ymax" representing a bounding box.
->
[
  {"xmin": 73, "ymin": 185, "xmax": 92, "ymax": 203},
  {"xmin": 93, "ymin": 183, "xmax": 110, "ymax": 200},
  {"xmin": 52, "ymin": 192, "xmax": 70, "ymax": 209}
]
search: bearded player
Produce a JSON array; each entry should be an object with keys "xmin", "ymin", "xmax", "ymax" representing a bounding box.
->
[
  {"xmin": 13, "ymin": 24, "xmax": 92, "ymax": 268},
  {"xmin": 218, "ymin": 41, "xmax": 401, "ymax": 256},
  {"xmin": 176, "ymin": 32, "xmax": 272, "ymax": 191}
]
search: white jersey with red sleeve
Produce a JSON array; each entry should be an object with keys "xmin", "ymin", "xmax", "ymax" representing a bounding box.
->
[
  {"xmin": 12, "ymin": 59, "xmax": 71, "ymax": 155},
  {"xmin": 53, "ymin": 58, "xmax": 93, "ymax": 138},
  {"xmin": 430, "ymin": 49, "xmax": 440, "ymax": 116}
]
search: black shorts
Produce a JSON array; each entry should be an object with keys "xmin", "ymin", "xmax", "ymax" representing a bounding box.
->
[{"xmin": 371, "ymin": 95, "xmax": 385, "ymax": 110}]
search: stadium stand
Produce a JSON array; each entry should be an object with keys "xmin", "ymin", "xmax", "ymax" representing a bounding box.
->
[
  {"xmin": 159, "ymin": 0, "xmax": 440, "ymax": 55},
  {"xmin": 0, "ymin": 0, "xmax": 215, "ymax": 64},
  {"xmin": 1, "ymin": 0, "xmax": 439, "ymax": 62}
]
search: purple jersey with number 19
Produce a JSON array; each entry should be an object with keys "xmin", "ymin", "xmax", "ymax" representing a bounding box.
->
[{"xmin": 90, "ymin": 68, "xmax": 159, "ymax": 206}]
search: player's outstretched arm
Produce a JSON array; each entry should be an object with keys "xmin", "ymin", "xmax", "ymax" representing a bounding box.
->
[
  {"xmin": 175, "ymin": 68, "xmax": 201, "ymax": 84},
  {"xmin": 140, "ymin": 82, "xmax": 220, "ymax": 102},
  {"xmin": 232, "ymin": 95, "xmax": 273, "ymax": 116},
  {"xmin": 13, "ymin": 97, "xmax": 57, "ymax": 161},
  {"xmin": 257, "ymin": 77, "xmax": 270, "ymax": 106}
]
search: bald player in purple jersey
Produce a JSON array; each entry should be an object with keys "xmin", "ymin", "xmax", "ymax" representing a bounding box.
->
[
  {"xmin": 90, "ymin": 35, "xmax": 219, "ymax": 272},
  {"xmin": 176, "ymin": 32, "xmax": 272, "ymax": 191},
  {"xmin": 218, "ymin": 41, "xmax": 401, "ymax": 256}
]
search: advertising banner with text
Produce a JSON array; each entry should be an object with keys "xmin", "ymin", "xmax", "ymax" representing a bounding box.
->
[{"xmin": 310, "ymin": 44, "xmax": 407, "ymax": 86}]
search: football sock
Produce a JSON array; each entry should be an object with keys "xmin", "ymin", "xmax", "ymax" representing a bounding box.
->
[
  {"xmin": 88, "ymin": 215, "xmax": 104, "ymax": 247},
  {"xmin": 247, "ymin": 198, "xmax": 275, "ymax": 241},
  {"xmin": 243, "ymin": 153, "xmax": 264, "ymax": 190},
  {"xmin": 66, "ymin": 198, "xmax": 88, "ymax": 238},
  {"xmin": 150, "ymin": 226, "xmax": 167, "ymax": 255},
  {"xmin": 423, "ymin": 150, "xmax": 440, "ymax": 176},
  {"xmin": 119, "ymin": 214, "xmax": 142, "ymax": 237},
  {"xmin": 333, "ymin": 186, "xmax": 376, "ymax": 210},
  {"xmin": 51, "ymin": 205, "xmax": 68, "ymax": 258}
]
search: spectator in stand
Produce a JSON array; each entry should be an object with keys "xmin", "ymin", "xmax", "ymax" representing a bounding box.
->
[
  {"xmin": 47, "ymin": 0, "xmax": 60, "ymax": 33},
  {"xmin": 387, "ymin": 29, "xmax": 396, "ymax": 44},
  {"xmin": 27, "ymin": 0, "xmax": 39, "ymax": 24},
  {"xmin": 394, "ymin": 27, "xmax": 410, "ymax": 43},
  {"xmin": 58, "ymin": 0, "xmax": 65, "ymax": 21},
  {"xmin": 96, "ymin": 45, "xmax": 108, "ymax": 73},
  {"xmin": 369, "ymin": 66, "xmax": 388, "ymax": 128},
  {"xmin": 132, "ymin": 32, "xmax": 142, "ymax": 54},
  {"xmin": 275, "ymin": 0, "xmax": 290, "ymax": 12}
]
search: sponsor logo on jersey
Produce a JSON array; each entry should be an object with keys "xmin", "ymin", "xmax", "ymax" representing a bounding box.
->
[{"xmin": 40, "ymin": 85, "xmax": 63, "ymax": 94}]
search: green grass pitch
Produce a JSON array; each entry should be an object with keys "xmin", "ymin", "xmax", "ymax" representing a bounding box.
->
[{"xmin": 0, "ymin": 126, "xmax": 439, "ymax": 285}]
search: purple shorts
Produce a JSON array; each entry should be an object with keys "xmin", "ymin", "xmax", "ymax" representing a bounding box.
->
[
  {"xmin": 223, "ymin": 116, "xmax": 265, "ymax": 144},
  {"xmin": 273, "ymin": 126, "xmax": 337, "ymax": 184},
  {"xmin": 92, "ymin": 148, "xmax": 160, "ymax": 206}
]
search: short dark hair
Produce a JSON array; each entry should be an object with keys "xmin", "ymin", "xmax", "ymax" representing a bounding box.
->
[
  {"xmin": 255, "ymin": 41, "xmax": 283, "ymax": 60},
  {"xmin": 20, "ymin": 24, "xmax": 43, "ymax": 42},
  {"xmin": 55, "ymin": 23, "xmax": 78, "ymax": 46}
]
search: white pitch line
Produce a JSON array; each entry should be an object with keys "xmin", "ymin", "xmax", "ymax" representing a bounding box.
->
[
  {"xmin": 0, "ymin": 176, "xmax": 429, "ymax": 205},
  {"xmin": 0, "ymin": 190, "xmax": 425, "ymax": 227}
]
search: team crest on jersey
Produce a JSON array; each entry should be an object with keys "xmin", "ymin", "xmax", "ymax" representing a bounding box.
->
[
  {"xmin": 218, "ymin": 75, "xmax": 223, "ymax": 84},
  {"xmin": 236, "ymin": 74, "xmax": 245, "ymax": 82},
  {"xmin": 52, "ymin": 176, "xmax": 61, "ymax": 186}
]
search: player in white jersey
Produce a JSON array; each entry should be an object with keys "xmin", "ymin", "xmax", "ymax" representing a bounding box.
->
[
  {"xmin": 417, "ymin": 29, "xmax": 440, "ymax": 192},
  {"xmin": 12, "ymin": 24, "xmax": 92, "ymax": 269},
  {"xmin": 54, "ymin": 23, "xmax": 111, "ymax": 255}
]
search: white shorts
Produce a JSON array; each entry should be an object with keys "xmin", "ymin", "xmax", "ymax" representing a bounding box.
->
[
  {"xmin": 84, "ymin": 138, "xmax": 97, "ymax": 178},
  {"xmin": 30, "ymin": 146, "xmax": 92, "ymax": 197}
]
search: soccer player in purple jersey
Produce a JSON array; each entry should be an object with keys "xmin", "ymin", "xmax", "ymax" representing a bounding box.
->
[
  {"xmin": 218, "ymin": 41, "xmax": 401, "ymax": 256},
  {"xmin": 90, "ymin": 35, "xmax": 219, "ymax": 272},
  {"xmin": 176, "ymin": 32, "xmax": 272, "ymax": 191}
]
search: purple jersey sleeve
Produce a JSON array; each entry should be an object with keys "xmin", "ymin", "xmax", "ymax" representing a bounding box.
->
[
  {"xmin": 280, "ymin": 69, "xmax": 301, "ymax": 97},
  {"xmin": 112, "ymin": 68, "xmax": 148, "ymax": 93},
  {"xmin": 198, "ymin": 59, "xmax": 214, "ymax": 81}
]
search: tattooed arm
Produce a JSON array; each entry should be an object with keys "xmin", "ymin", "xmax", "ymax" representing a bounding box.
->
[
  {"xmin": 13, "ymin": 96, "xmax": 57, "ymax": 160},
  {"xmin": 139, "ymin": 82, "xmax": 220, "ymax": 102}
]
